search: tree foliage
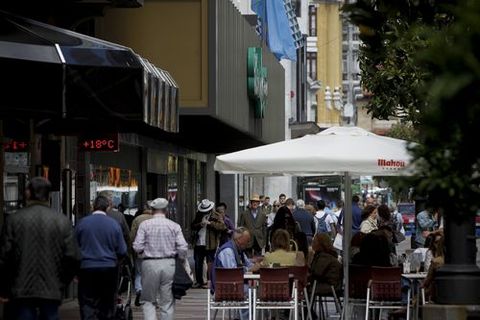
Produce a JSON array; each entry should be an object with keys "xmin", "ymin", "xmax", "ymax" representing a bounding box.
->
[
  {"xmin": 411, "ymin": 1, "xmax": 480, "ymax": 218},
  {"xmin": 343, "ymin": 0, "xmax": 455, "ymax": 125},
  {"xmin": 346, "ymin": 0, "xmax": 480, "ymax": 218},
  {"xmin": 386, "ymin": 122, "xmax": 419, "ymax": 143}
]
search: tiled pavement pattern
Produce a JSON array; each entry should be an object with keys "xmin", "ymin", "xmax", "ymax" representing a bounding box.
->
[{"xmin": 59, "ymin": 287, "xmax": 208, "ymax": 319}]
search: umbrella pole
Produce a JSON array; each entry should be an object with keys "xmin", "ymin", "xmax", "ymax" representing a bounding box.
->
[
  {"xmin": 343, "ymin": 172, "xmax": 352, "ymax": 319},
  {"xmin": 54, "ymin": 44, "xmax": 67, "ymax": 118}
]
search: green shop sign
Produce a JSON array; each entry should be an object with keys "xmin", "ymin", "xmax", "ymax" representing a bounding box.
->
[{"xmin": 247, "ymin": 47, "xmax": 268, "ymax": 118}]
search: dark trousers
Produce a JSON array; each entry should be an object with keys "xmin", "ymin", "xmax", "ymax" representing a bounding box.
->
[
  {"xmin": 193, "ymin": 245, "xmax": 215, "ymax": 285},
  {"xmin": 7, "ymin": 298, "xmax": 60, "ymax": 320},
  {"xmin": 78, "ymin": 267, "xmax": 118, "ymax": 320},
  {"xmin": 247, "ymin": 237, "xmax": 263, "ymax": 258}
]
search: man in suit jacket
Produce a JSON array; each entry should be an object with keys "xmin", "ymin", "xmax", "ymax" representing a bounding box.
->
[{"xmin": 238, "ymin": 194, "xmax": 267, "ymax": 257}]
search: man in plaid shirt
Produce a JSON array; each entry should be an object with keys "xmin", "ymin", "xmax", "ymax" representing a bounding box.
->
[{"xmin": 133, "ymin": 197, "xmax": 188, "ymax": 320}]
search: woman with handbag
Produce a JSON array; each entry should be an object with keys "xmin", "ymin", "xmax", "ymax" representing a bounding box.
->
[{"xmin": 262, "ymin": 229, "xmax": 305, "ymax": 267}]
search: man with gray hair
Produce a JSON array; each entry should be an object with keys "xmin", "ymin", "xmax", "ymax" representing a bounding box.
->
[
  {"xmin": 211, "ymin": 228, "xmax": 260, "ymax": 289},
  {"xmin": 293, "ymin": 199, "xmax": 316, "ymax": 244},
  {"xmin": 99, "ymin": 190, "xmax": 131, "ymax": 251},
  {"xmin": 133, "ymin": 197, "xmax": 188, "ymax": 320}
]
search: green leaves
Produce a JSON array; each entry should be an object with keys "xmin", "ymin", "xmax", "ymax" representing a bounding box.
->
[{"xmin": 345, "ymin": 0, "xmax": 480, "ymax": 217}]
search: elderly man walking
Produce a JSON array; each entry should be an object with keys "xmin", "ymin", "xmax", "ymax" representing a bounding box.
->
[
  {"xmin": 133, "ymin": 197, "xmax": 188, "ymax": 320},
  {"xmin": 293, "ymin": 199, "xmax": 316, "ymax": 244},
  {"xmin": 0, "ymin": 177, "xmax": 80, "ymax": 320}
]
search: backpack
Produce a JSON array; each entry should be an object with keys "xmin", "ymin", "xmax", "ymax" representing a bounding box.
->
[{"xmin": 315, "ymin": 214, "xmax": 329, "ymax": 234}]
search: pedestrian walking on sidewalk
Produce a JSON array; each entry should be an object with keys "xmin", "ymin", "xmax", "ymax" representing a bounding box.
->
[
  {"xmin": 130, "ymin": 201, "xmax": 154, "ymax": 306},
  {"xmin": 133, "ymin": 197, "xmax": 188, "ymax": 320},
  {"xmin": 0, "ymin": 177, "xmax": 81, "ymax": 320},
  {"xmin": 191, "ymin": 199, "xmax": 226, "ymax": 288},
  {"xmin": 75, "ymin": 195, "xmax": 127, "ymax": 320}
]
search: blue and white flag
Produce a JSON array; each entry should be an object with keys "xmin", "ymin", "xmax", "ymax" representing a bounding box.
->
[{"xmin": 252, "ymin": 0, "xmax": 304, "ymax": 61}]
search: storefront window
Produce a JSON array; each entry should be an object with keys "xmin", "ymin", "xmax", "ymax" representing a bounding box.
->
[
  {"xmin": 3, "ymin": 149, "xmax": 29, "ymax": 215},
  {"xmin": 196, "ymin": 161, "xmax": 206, "ymax": 203},
  {"xmin": 90, "ymin": 164, "xmax": 140, "ymax": 215}
]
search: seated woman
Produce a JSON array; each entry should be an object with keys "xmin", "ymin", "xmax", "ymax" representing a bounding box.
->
[
  {"xmin": 309, "ymin": 233, "xmax": 343, "ymax": 296},
  {"xmin": 262, "ymin": 229, "xmax": 304, "ymax": 267},
  {"xmin": 422, "ymin": 231, "xmax": 445, "ymax": 302}
]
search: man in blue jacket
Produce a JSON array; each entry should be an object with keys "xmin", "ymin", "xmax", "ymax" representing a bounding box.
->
[
  {"xmin": 75, "ymin": 195, "xmax": 127, "ymax": 320},
  {"xmin": 293, "ymin": 199, "xmax": 315, "ymax": 244}
]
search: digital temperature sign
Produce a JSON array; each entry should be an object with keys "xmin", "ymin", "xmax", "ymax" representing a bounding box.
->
[
  {"xmin": 78, "ymin": 133, "xmax": 119, "ymax": 152},
  {"xmin": 2, "ymin": 140, "xmax": 29, "ymax": 152}
]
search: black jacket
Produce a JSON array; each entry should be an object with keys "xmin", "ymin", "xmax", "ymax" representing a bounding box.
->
[{"xmin": 0, "ymin": 201, "xmax": 81, "ymax": 300}]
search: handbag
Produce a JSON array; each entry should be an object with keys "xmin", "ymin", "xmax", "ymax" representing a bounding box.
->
[
  {"xmin": 393, "ymin": 230, "xmax": 406, "ymax": 243},
  {"xmin": 290, "ymin": 239, "xmax": 305, "ymax": 266},
  {"xmin": 333, "ymin": 233, "xmax": 343, "ymax": 251},
  {"xmin": 172, "ymin": 257, "xmax": 193, "ymax": 300}
]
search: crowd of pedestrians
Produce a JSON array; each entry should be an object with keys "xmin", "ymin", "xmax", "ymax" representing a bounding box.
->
[
  {"xmin": 0, "ymin": 177, "xmax": 188, "ymax": 320},
  {"xmin": 203, "ymin": 192, "xmax": 444, "ymax": 318},
  {"xmin": 0, "ymin": 177, "xmax": 445, "ymax": 319}
]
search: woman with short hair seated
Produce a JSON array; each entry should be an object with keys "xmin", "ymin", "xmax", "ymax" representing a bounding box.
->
[
  {"xmin": 309, "ymin": 233, "xmax": 343, "ymax": 296},
  {"xmin": 262, "ymin": 229, "xmax": 304, "ymax": 267}
]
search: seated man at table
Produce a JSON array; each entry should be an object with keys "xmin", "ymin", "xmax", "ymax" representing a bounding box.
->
[
  {"xmin": 212, "ymin": 227, "xmax": 261, "ymax": 275},
  {"xmin": 211, "ymin": 228, "xmax": 260, "ymax": 319}
]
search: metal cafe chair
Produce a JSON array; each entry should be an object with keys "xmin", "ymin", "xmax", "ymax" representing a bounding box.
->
[
  {"xmin": 289, "ymin": 265, "xmax": 313, "ymax": 320},
  {"xmin": 253, "ymin": 267, "xmax": 298, "ymax": 320},
  {"xmin": 309, "ymin": 281, "xmax": 342, "ymax": 320},
  {"xmin": 340, "ymin": 264, "xmax": 372, "ymax": 319},
  {"xmin": 207, "ymin": 267, "xmax": 252, "ymax": 320},
  {"xmin": 365, "ymin": 266, "xmax": 411, "ymax": 320}
]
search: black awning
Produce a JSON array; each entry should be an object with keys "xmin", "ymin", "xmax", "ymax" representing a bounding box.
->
[{"xmin": 0, "ymin": 11, "xmax": 178, "ymax": 133}]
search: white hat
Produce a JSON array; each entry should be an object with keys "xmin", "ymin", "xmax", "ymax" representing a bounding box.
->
[
  {"xmin": 150, "ymin": 198, "xmax": 169, "ymax": 210},
  {"xmin": 198, "ymin": 199, "xmax": 214, "ymax": 212}
]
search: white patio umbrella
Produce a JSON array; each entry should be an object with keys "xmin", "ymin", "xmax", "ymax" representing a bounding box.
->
[{"xmin": 214, "ymin": 126, "xmax": 415, "ymax": 318}]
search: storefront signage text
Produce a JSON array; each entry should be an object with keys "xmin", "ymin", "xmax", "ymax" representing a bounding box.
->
[
  {"xmin": 78, "ymin": 133, "xmax": 119, "ymax": 152},
  {"xmin": 247, "ymin": 47, "xmax": 268, "ymax": 118}
]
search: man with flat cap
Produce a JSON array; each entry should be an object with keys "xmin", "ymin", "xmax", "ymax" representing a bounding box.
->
[{"xmin": 133, "ymin": 198, "xmax": 188, "ymax": 320}]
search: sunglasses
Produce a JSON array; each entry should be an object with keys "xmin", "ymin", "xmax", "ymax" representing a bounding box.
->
[{"xmin": 273, "ymin": 205, "xmax": 280, "ymax": 207}]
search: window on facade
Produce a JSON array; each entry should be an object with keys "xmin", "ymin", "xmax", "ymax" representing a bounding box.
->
[
  {"xmin": 307, "ymin": 52, "xmax": 317, "ymax": 80},
  {"xmin": 308, "ymin": 5, "xmax": 317, "ymax": 36}
]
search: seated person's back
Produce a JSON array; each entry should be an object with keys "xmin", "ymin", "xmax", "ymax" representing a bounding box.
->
[
  {"xmin": 309, "ymin": 233, "xmax": 342, "ymax": 295},
  {"xmin": 262, "ymin": 229, "xmax": 303, "ymax": 267},
  {"xmin": 351, "ymin": 231, "xmax": 393, "ymax": 267}
]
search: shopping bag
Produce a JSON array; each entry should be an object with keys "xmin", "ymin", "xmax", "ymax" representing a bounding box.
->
[
  {"xmin": 333, "ymin": 233, "xmax": 343, "ymax": 251},
  {"xmin": 172, "ymin": 257, "xmax": 193, "ymax": 300}
]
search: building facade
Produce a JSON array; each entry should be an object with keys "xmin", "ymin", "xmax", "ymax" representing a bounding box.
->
[
  {"xmin": 0, "ymin": 0, "xmax": 285, "ymax": 237},
  {"xmin": 95, "ymin": 0, "xmax": 286, "ymax": 227}
]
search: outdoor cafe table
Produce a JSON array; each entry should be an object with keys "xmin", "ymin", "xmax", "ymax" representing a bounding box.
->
[{"xmin": 402, "ymin": 272, "xmax": 428, "ymax": 320}]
